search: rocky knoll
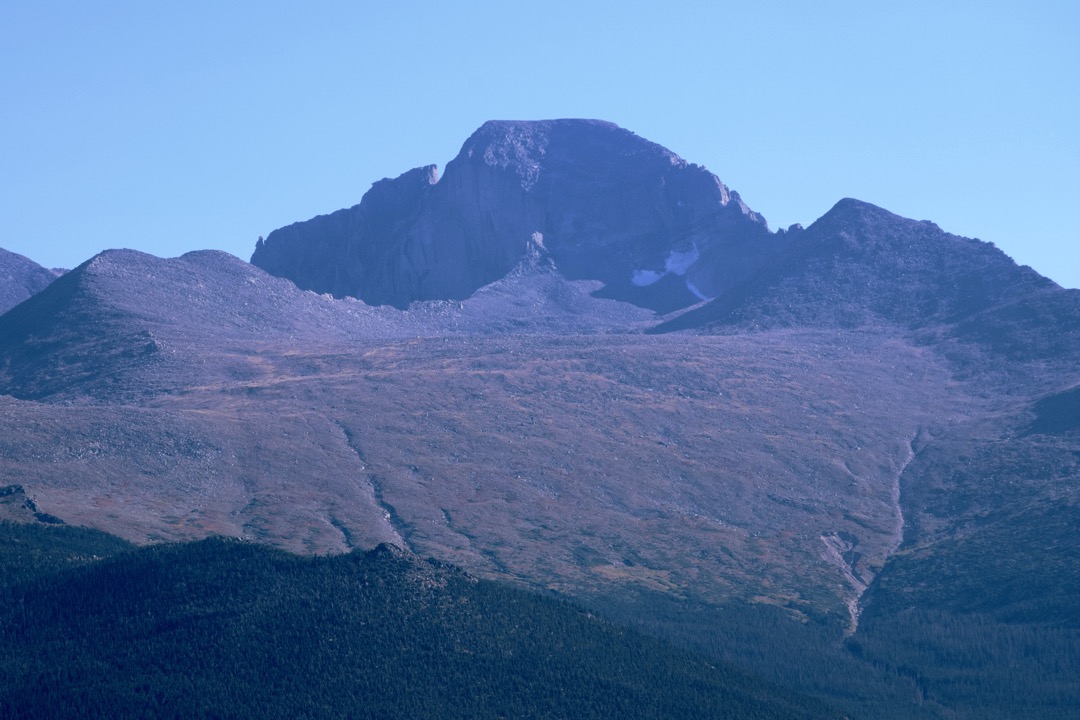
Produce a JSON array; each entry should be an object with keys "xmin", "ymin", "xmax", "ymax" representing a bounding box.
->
[
  {"xmin": 251, "ymin": 120, "xmax": 783, "ymax": 312},
  {"xmin": 0, "ymin": 247, "xmax": 61, "ymax": 315},
  {"xmin": 0, "ymin": 248, "xmax": 415, "ymax": 402}
]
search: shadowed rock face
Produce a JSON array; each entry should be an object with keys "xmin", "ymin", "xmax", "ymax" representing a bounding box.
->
[
  {"xmin": 0, "ymin": 247, "xmax": 61, "ymax": 315},
  {"xmin": 251, "ymin": 119, "xmax": 780, "ymax": 311}
]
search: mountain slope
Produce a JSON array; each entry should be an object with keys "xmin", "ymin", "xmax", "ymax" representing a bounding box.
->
[
  {"xmin": 0, "ymin": 247, "xmax": 967, "ymax": 623},
  {"xmin": 0, "ymin": 247, "xmax": 61, "ymax": 315},
  {"xmin": 848, "ymin": 399, "xmax": 1080, "ymax": 719},
  {"xmin": 651, "ymin": 198, "xmax": 1080, "ymax": 393},
  {"xmin": 654, "ymin": 198, "xmax": 1058, "ymax": 332},
  {"xmin": 0, "ymin": 248, "xmax": 412, "ymax": 401}
]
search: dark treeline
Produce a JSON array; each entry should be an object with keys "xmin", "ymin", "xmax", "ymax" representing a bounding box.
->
[
  {"xmin": 4, "ymin": 520, "xmax": 1077, "ymax": 719},
  {"xmin": 591, "ymin": 584, "xmax": 1080, "ymax": 720},
  {"xmin": 587, "ymin": 591, "xmax": 931, "ymax": 720},
  {"xmin": 0, "ymin": 523, "xmax": 834, "ymax": 720},
  {"xmin": 850, "ymin": 497, "xmax": 1080, "ymax": 720}
]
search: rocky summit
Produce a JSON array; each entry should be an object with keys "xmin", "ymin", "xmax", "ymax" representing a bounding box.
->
[{"xmin": 251, "ymin": 119, "xmax": 782, "ymax": 312}]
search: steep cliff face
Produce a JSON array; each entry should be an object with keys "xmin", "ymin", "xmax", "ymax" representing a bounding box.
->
[
  {"xmin": 251, "ymin": 120, "xmax": 781, "ymax": 311},
  {"xmin": 251, "ymin": 165, "xmax": 439, "ymax": 305}
]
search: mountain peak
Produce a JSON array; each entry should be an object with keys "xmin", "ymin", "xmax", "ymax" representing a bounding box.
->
[
  {"xmin": 476, "ymin": 117, "xmax": 624, "ymax": 132},
  {"xmin": 654, "ymin": 193, "xmax": 1063, "ymax": 344},
  {"xmin": 455, "ymin": 118, "xmax": 685, "ymax": 192},
  {"xmin": 467, "ymin": 118, "xmax": 646, "ymax": 150},
  {"xmin": 252, "ymin": 119, "xmax": 775, "ymax": 311},
  {"xmin": 813, "ymin": 197, "xmax": 942, "ymax": 235}
]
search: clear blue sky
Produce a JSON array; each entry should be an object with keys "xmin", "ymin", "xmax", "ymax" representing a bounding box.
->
[{"xmin": 3, "ymin": 1, "xmax": 1078, "ymax": 287}]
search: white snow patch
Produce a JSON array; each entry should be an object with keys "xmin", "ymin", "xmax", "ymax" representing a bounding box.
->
[
  {"xmin": 664, "ymin": 245, "xmax": 700, "ymax": 276},
  {"xmin": 630, "ymin": 244, "xmax": 704, "ymax": 291},
  {"xmin": 631, "ymin": 269, "xmax": 664, "ymax": 287},
  {"xmin": 685, "ymin": 279, "xmax": 710, "ymax": 301}
]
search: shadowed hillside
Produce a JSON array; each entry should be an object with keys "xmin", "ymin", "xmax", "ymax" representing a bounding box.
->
[
  {"xmin": 0, "ymin": 524, "xmax": 835, "ymax": 720},
  {"xmin": 0, "ymin": 247, "xmax": 61, "ymax": 315}
]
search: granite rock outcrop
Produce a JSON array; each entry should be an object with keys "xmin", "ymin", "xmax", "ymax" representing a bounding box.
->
[{"xmin": 251, "ymin": 120, "xmax": 781, "ymax": 311}]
